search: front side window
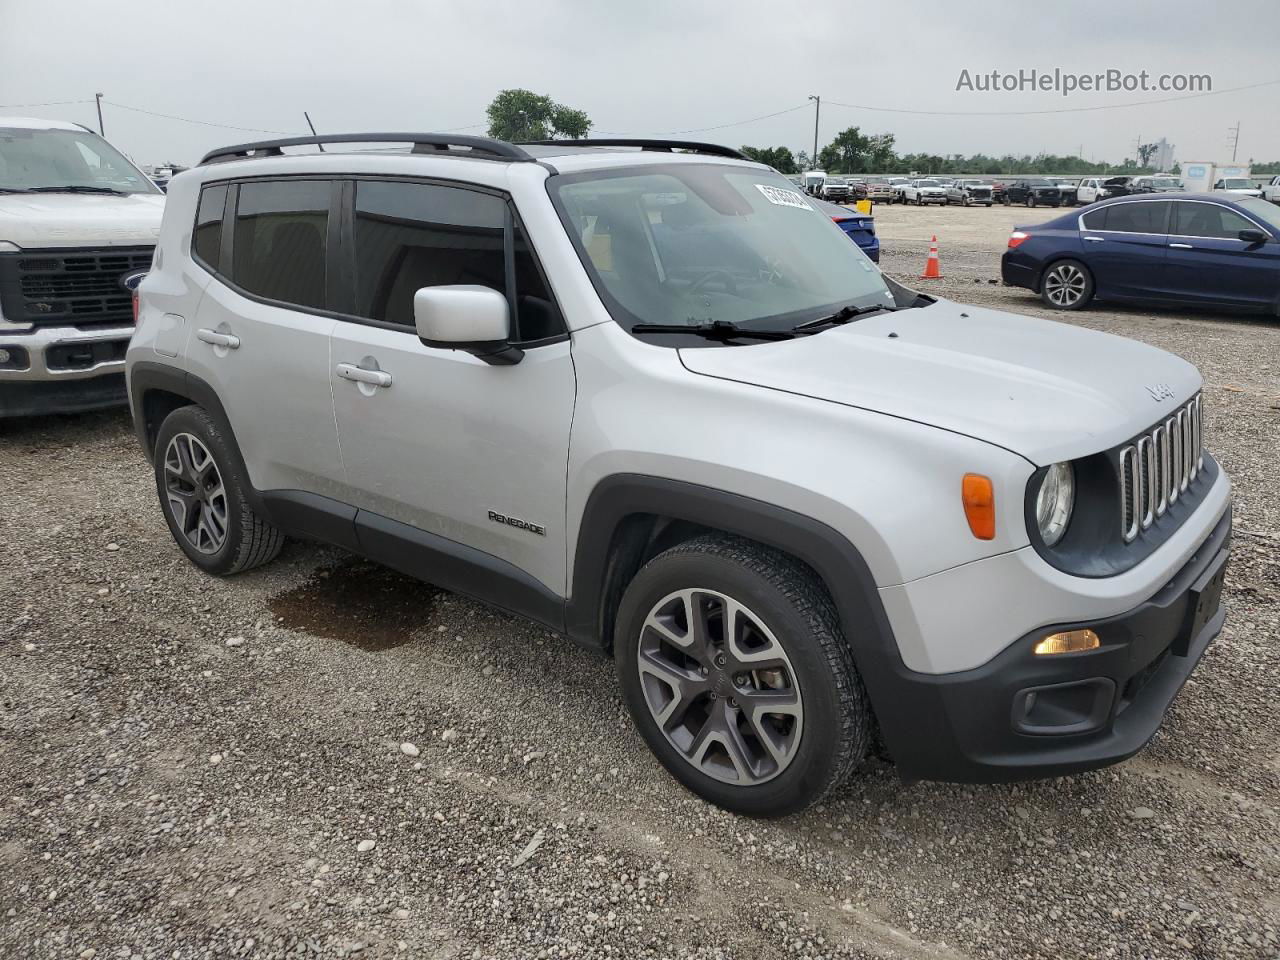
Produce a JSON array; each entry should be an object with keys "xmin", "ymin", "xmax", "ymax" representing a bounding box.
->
[
  {"xmin": 550, "ymin": 165, "xmax": 893, "ymax": 334},
  {"xmin": 232, "ymin": 180, "xmax": 330, "ymax": 310},
  {"xmin": 351, "ymin": 180, "xmax": 562, "ymax": 342},
  {"xmin": 1172, "ymin": 202, "xmax": 1256, "ymax": 239},
  {"xmin": 0, "ymin": 126, "xmax": 160, "ymax": 195},
  {"xmin": 193, "ymin": 183, "xmax": 227, "ymax": 272},
  {"xmin": 1101, "ymin": 201, "xmax": 1171, "ymax": 234},
  {"xmin": 353, "ymin": 180, "xmax": 505, "ymax": 328}
]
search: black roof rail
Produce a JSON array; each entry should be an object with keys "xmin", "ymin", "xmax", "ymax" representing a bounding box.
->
[
  {"xmin": 199, "ymin": 133, "xmax": 534, "ymax": 166},
  {"xmin": 518, "ymin": 138, "xmax": 749, "ymax": 160}
]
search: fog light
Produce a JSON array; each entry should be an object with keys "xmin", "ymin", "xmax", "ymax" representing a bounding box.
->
[{"xmin": 1034, "ymin": 629, "xmax": 1100, "ymax": 655}]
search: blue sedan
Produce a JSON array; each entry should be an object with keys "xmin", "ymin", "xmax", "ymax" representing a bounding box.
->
[
  {"xmin": 1001, "ymin": 193, "xmax": 1280, "ymax": 312},
  {"xmin": 812, "ymin": 197, "xmax": 880, "ymax": 262}
]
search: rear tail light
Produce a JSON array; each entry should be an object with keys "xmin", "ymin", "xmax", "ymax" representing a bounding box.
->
[{"xmin": 1008, "ymin": 231, "xmax": 1030, "ymax": 249}]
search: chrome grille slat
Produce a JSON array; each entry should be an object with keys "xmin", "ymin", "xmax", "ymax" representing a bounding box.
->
[{"xmin": 1119, "ymin": 394, "xmax": 1204, "ymax": 543}]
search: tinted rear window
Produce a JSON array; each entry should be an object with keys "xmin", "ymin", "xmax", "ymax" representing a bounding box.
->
[
  {"xmin": 193, "ymin": 183, "xmax": 227, "ymax": 272},
  {"xmin": 1099, "ymin": 201, "xmax": 1171, "ymax": 234},
  {"xmin": 232, "ymin": 180, "xmax": 330, "ymax": 310}
]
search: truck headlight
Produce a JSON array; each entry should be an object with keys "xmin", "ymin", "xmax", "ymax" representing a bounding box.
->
[{"xmin": 1035, "ymin": 462, "xmax": 1075, "ymax": 546}]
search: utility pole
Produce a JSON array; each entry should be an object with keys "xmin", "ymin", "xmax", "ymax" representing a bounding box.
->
[
  {"xmin": 94, "ymin": 93, "xmax": 104, "ymax": 136},
  {"xmin": 1228, "ymin": 121, "xmax": 1241, "ymax": 161},
  {"xmin": 808, "ymin": 95, "xmax": 820, "ymax": 170}
]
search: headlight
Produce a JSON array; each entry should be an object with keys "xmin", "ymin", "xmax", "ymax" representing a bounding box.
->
[{"xmin": 1035, "ymin": 462, "xmax": 1075, "ymax": 546}]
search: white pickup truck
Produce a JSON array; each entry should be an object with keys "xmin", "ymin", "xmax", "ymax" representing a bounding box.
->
[{"xmin": 1262, "ymin": 175, "xmax": 1280, "ymax": 204}]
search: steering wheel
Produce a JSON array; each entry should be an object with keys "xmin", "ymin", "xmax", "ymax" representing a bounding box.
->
[{"xmin": 686, "ymin": 269, "xmax": 739, "ymax": 297}]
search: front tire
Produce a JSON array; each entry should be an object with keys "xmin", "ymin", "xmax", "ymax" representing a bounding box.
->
[
  {"xmin": 615, "ymin": 535, "xmax": 871, "ymax": 817},
  {"xmin": 1040, "ymin": 258, "xmax": 1095, "ymax": 310},
  {"xmin": 153, "ymin": 405, "xmax": 284, "ymax": 576}
]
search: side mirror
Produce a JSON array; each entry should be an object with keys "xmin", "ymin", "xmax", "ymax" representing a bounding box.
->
[
  {"xmin": 413, "ymin": 285, "xmax": 522, "ymax": 366},
  {"xmin": 1238, "ymin": 228, "xmax": 1269, "ymax": 244}
]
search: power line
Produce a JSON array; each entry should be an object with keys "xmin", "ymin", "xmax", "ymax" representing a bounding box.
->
[
  {"xmin": 101, "ymin": 100, "xmax": 292, "ymax": 135},
  {"xmin": 0, "ymin": 99, "xmax": 93, "ymax": 109},
  {"xmin": 826, "ymin": 78, "xmax": 1280, "ymax": 117}
]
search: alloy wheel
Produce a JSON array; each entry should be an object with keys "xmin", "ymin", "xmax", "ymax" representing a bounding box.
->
[
  {"xmin": 1043, "ymin": 263, "xmax": 1087, "ymax": 306},
  {"xmin": 163, "ymin": 432, "xmax": 229, "ymax": 554},
  {"xmin": 635, "ymin": 588, "xmax": 803, "ymax": 785}
]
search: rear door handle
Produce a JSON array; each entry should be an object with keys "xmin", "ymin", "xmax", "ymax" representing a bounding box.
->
[
  {"xmin": 1168, "ymin": 242, "xmax": 1194, "ymax": 249},
  {"xmin": 196, "ymin": 328, "xmax": 240, "ymax": 349},
  {"xmin": 1083, "ymin": 236, "xmax": 1105, "ymax": 242},
  {"xmin": 336, "ymin": 362, "xmax": 392, "ymax": 388}
]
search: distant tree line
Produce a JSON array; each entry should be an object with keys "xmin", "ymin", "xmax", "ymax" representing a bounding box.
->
[
  {"xmin": 480, "ymin": 97, "xmax": 1280, "ymax": 177},
  {"xmin": 738, "ymin": 126, "xmax": 1280, "ymax": 177}
]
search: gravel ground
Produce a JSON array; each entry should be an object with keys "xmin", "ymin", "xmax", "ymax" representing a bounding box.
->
[{"xmin": 3, "ymin": 202, "xmax": 1279, "ymax": 959}]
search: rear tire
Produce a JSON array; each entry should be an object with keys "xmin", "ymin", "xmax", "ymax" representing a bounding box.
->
[
  {"xmin": 1039, "ymin": 258, "xmax": 1095, "ymax": 310},
  {"xmin": 615, "ymin": 535, "xmax": 871, "ymax": 817},
  {"xmin": 153, "ymin": 405, "xmax": 284, "ymax": 576}
]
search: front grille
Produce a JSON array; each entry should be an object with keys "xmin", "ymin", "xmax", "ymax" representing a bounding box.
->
[
  {"xmin": 1119, "ymin": 395, "xmax": 1203, "ymax": 542},
  {"xmin": 0, "ymin": 247, "xmax": 153, "ymax": 327}
]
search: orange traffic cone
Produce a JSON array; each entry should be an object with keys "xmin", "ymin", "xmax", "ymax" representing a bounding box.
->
[{"xmin": 920, "ymin": 235, "xmax": 942, "ymax": 279}]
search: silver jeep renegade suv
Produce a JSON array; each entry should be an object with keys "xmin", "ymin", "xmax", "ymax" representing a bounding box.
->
[{"xmin": 126, "ymin": 133, "xmax": 1232, "ymax": 816}]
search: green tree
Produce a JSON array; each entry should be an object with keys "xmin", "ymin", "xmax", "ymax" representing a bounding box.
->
[
  {"xmin": 486, "ymin": 89, "xmax": 592, "ymax": 141},
  {"xmin": 740, "ymin": 145, "xmax": 798, "ymax": 174},
  {"xmin": 818, "ymin": 126, "xmax": 872, "ymax": 173}
]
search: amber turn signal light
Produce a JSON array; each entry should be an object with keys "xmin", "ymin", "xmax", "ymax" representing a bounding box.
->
[
  {"xmin": 1034, "ymin": 629, "xmax": 1101, "ymax": 656},
  {"xmin": 961, "ymin": 473, "xmax": 995, "ymax": 540}
]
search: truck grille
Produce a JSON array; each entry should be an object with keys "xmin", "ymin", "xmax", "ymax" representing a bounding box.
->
[
  {"xmin": 0, "ymin": 247, "xmax": 153, "ymax": 328},
  {"xmin": 1119, "ymin": 395, "xmax": 1203, "ymax": 542}
]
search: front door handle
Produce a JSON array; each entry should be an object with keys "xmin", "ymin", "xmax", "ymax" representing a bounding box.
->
[
  {"xmin": 196, "ymin": 328, "xmax": 240, "ymax": 349},
  {"xmin": 336, "ymin": 362, "xmax": 392, "ymax": 388},
  {"xmin": 1083, "ymin": 236, "xmax": 1105, "ymax": 242},
  {"xmin": 1168, "ymin": 242, "xmax": 1194, "ymax": 249}
]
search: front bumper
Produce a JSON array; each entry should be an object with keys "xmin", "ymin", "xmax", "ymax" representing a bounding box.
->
[
  {"xmin": 0, "ymin": 323, "xmax": 133, "ymax": 416},
  {"xmin": 874, "ymin": 506, "xmax": 1231, "ymax": 783}
]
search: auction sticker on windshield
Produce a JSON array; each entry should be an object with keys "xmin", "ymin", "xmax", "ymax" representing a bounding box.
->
[{"xmin": 755, "ymin": 184, "xmax": 814, "ymax": 210}]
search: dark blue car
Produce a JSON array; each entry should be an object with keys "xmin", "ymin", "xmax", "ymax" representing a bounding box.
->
[
  {"xmin": 1001, "ymin": 193, "xmax": 1280, "ymax": 313},
  {"xmin": 812, "ymin": 197, "xmax": 879, "ymax": 262}
]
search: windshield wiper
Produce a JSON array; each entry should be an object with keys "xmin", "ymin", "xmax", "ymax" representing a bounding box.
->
[
  {"xmin": 26, "ymin": 185, "xmax": 131, "ymax": 196},
  {"xmin": 793, "ymin": 302, "xmax": 896, "ymax": 332},
  {"xmin": 0, "ymin": 187, "xmax": 35, "ymax": 194},
  {"xmin": 630, "ymin": 320, "xmax": 796, "ymax": 342}
]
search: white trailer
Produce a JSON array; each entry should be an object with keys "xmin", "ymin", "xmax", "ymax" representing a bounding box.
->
[{"xmin": 1180, "ymin": 161, "xmax": 1251, "ymax": 194}]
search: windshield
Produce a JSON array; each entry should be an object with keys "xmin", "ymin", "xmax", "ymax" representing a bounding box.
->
[
  {"xmin": 1236, "ymin": 198, "xmax": 1280, "ymax": 232},
  {"xmin": 550, "ymin": 164, "xmax": 893, "ymax": 333},
  {"xmin": 1221, "ymin": 179, "xmax": 1251, "ymax": 188},
  {"xmin": 1153, "ymin": 178, "xmax": 1181, "ymax": 188},
  {"xmin": 916, "ymin": 179, "xmax": 940, "ymax": 187},
  {"xmin": 0, "ymin": 126, "xmax": 159, "ymax": 194},
  {"xmin": 1026, "ymin": 179, "xmax": 1053, "ymax": 187}
]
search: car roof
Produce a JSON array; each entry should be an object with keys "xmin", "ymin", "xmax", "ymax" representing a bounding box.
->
[{"xmin": 0, "ymin": 116, "xmax": 89, "ymax": 132}]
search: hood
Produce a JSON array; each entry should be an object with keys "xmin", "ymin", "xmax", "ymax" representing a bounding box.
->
[
  {"xmin": 0, "ymin": 193, "xmax": 164, "ymax": 249},
  {"xmin": 678, "ymin": 299, "xmax": 1201, "ymax": 466}
]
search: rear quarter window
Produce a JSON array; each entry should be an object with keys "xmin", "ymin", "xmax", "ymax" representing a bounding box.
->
[{"xmin": 192, "ymin": 183, "xmax": 228, "ymax": 272}]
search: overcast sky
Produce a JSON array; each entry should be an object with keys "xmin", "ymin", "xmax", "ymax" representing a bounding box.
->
[{"xmin": 2, "ymin": 0, "xmax": 1276, "ymax": 168}]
